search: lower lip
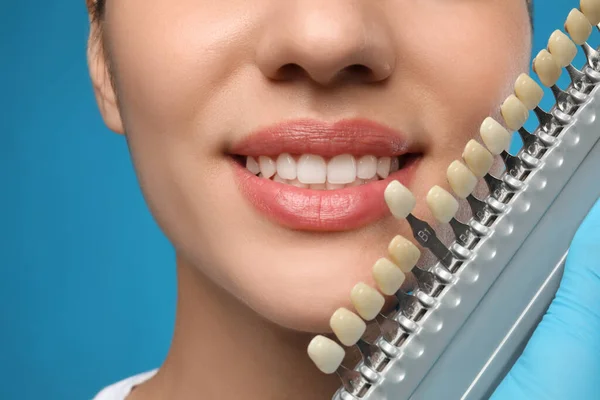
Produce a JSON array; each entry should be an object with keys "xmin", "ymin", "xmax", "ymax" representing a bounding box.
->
[{"xmin": 231, "ymin": 158, "xmax": 420, "ymax": 232}]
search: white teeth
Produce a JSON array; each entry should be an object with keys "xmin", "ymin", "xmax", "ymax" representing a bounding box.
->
[
  {"xmin": 327, "ymin": 155, "xmax": 357, "ymax": 184},
  {"xmin": 310, "ymin": 183, "xmax": 326, "ymax": 190},
  {"xmin": 388, "ymin": 235, "xmax": 421, "ymax": 273},
  {"xmin": 330, "ymin": 308, "xmax": 367, "ymax": 347},
  {"xmin": 307, "ymin": 335, "xmax": 345, "ymax": 374},
  {"xmin": 350, "ymin": 282, "xmax": 385, "ymax": 321},
  {"xmin": 373, "ymin": 258, "xmax": 406, "ymax": 296},
  {"xmin": 480, "ymin": 117, "xmax": 511, "ymax": 155},
  {"xmin": 501, "ymin": 94, "xmax": 529, "ymax": 131},
  {"xmin": 533, "ymin": 49, "xmax": 562, "ymax": 88},
  {"xmin": 426, "ymin": 185, "xmax": 459, "ymax": 223},
  {"xmin": 581, "ymin": 0, "xmax": 600, "ymax": 25},
  {"xmin": 276, "ymin": 153, "xmax": 297, "ymax": 180},
  {"xmin": 514, "ymin": 73, "xmax": 544, "ymax": 110},
  {"xmin": 297, "ymin": 155, "xmax": 327, "ymax": 184},
  {"xmin": 384, "ymin": 181, "xmax": 416, "ymax": 219},
  {"xmin": 447, "ymin": 160, "xmax": 477, "ymax": 199},
  {"xmin": 565, "ymin": 9, "xmax": 592, "ymax": 45},
  {"xmin": 356, "ymin": 155, "xmax": 378, "ymax": 179},
  {"xmin": 273, "ymin": 174, "xmax": 287, "ymax": 184},
  {"xmin": 377, "ymin": 157, "xmax": 392, "ymax": 179},
  {"xmin": 462, "ymin": 139, "xmax": 494, "ymax": 178},
  {"xmin": 258, "ymin": 156, "xmax": 276, "ymax": 178},
  {"xmin": 548, "ymin": 30, "xmax": 577, "ymax": 67},
  {"xmin": 246, "ymin": 156, "xmax": 260, "ymax": 175}
]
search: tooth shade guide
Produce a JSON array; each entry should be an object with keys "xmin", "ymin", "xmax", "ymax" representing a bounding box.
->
[
  {"xmin": 388, "ymin": 235, "xmax": 421, "ymax": 273},
  {"xmin": 533, "ymin": 49, "xmax": 562, "ymax": 88},
  {"xmin": 480, "ymin": 117, "xmax": 511, "ymax": 155},
  {"xmin": 447, "ymin": 160, "xmax": 478, "ymax": 199},
  {"xmin": 307, "ymin": 335, "xmax": 346, "ymax": 374},
  {"xmin": 384, "ymin": 180, "xmax": 416, "ymax": 219},
  {"xmin": 500, "ymin": 95, "xmax": 529, "ymax": 131},
  {"xmin": 426, "ymin": 185, "xmax": 459, "ymax": 223},
  {"xmin": 462, "ymin": 140, "xmax": 494, "ymax": 178},
  {"xmin": 581, "ymin": 0, "xmax": 600, "ymax": 25},
  {"xmin": 373, "ymin": 258, "xmax": 406, "ymax": 296},
  {"xmin": 514, "ymin": 74, "xmax": 544, "ymax": 110},
  {"xmin": 548, "ymin": 30, "xmax": 578, "ymax": 67},
  {"xmin": 565, "ymin": 9, "xmax": 593, "ymax": 44},
  {"xmin": 330, "ymin": 308, "xmax": 367, "ymax": 347},
  {"xmin": 350, "ymin": 282, "xmax": 385, "ymax": 321}
]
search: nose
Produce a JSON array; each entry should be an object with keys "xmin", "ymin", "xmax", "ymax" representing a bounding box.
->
[{"xmin": 255, "ymin": 1, "xmax": 396, "ymax": 86}]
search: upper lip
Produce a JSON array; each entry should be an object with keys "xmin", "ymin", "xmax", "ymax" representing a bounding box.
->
[{"xmin": 229, "ymin": 118, "xmax": 414, "ymax": 158}]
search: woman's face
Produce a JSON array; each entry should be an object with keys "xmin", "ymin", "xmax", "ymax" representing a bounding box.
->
[{"xmin": 90, "ymin": 0, "xmax": 531, "ymax": 332}]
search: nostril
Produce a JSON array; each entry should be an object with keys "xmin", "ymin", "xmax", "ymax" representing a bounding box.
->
[{"xmin": 275, "ymin": 63, "xmax": 308, "ymax": 80}]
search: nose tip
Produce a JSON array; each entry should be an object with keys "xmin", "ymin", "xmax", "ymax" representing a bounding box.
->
[{"xmin": 256, "ymin": 4, "xmax": 396, "ymax": 86}]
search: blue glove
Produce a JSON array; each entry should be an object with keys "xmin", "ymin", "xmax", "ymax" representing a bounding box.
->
[{"xmin": 491, "ymin": 198, "xmax": 600, "ymax": 400}]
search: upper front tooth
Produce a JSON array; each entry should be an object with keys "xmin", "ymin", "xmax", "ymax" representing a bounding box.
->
[
  {"xmin": 501, "ymin": 95, "xmax": 529, "ymax": 131},
  {"xmin": 447, "ymin": 160, "xmax": 477, "ymax": 199},
  {"xmin": 384, "ymin": 181, "xmax": 416, "ymax": 219},
  {"xmin": 548, "ymin": 30, "xmax": 577, "ymax": 67},
  {"xmin": 350, "ymin": 282, "xmax": 385, "ymax": 321},
  {"xmin": 258, "ymin": 156, "xmax": 276, "ymax": 178},
  {"xmin": 246, "ymin": 156, "xmax": 260, "ymax": 174},
  {"xmin": 357, "ymin": 155, "xmax": 378, "ymax": 179},
  {"xmin": 426, "ymin": 185, "xmax": 459, "ymax": 223},
  {"xmin": 533, "ymin": 49, "xmax": 562, "ymax": 87},
  {"xmin": 565, "ymin": 9, "xmax": 592, "ymax": 44},
  {"xmin": 276, "ymin": 153, "xmax": 297, "ymax": 180},
  {"xmin": 514, "ymin": 73, "xmax": 544, "ymax": 110},
  {"xmin": 373, "ymin": 258, "xmax": 406, "ymax": 295},
  {"xmin": 297, "ymin": 154, "xmax": 327, "ymax": 184},
  {"xmin": 581, "ymin": 0, "xmax": 600, "ymax": 25},
  {"xmin": 390, "ymin": 156, "xmax": 400, "ymax": 173},
  {"xmin": 462, "ymin": 139, "xmax": 494, "ymax": 178},
  {"xmin": 377, "ymin": 157, "xmax": 392, "ymax": 178},
  {"xmin": 480, "ymin": 117, "xmax": 511, "ymax": 155},
  {"xmin": 330, "ymin": 308, "xmax": 367, "ymax": 346},
  {"xmin": 307, "ymin": 335, "xmax": 345, "ymax": 374},
  {"xmin": 327, "ymin": 154, "xmax": 357, "ymax": 184}
]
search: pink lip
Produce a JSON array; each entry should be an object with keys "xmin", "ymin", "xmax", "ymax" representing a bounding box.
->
[{"xmin": 230, "ymin": 119, "xmax": 421, "ymax": 232}]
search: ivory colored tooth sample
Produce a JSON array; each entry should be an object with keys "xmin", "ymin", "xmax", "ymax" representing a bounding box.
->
[
  {"xmin": 426, "ymin": 185, "xmax": 459, "ymax": 223},
  {"xmin": 533, "ymin": 50, "xmax": 562, "ymax": 88},
  {"xmin": 388, "ymin": 235, "xmax": 421, "ymax": 273},
  {"xmin": 581, "ymin": 0, "xmax": 600, "ymax": 25},
  {"xmin": 350, "ymin": 282, "xmax": 385, "ymax": 321},
  {"xmin": 514, "ymin": 73, "xmax": 544, "ymax": 110},
  {"xmin": 307, "ymin": 335, "xmax": 345, "ymax": 374},
  {"xmin": 548, "ymin": 30, "xmax": 578, "ymax": 67},
  {"xmin": 480, "ymin": 117, "xmax": 511, "ymax": 155},
  {"xmin": 372, "ymin": 258, "xmax": 406, "ymax": 296},
  {"xmin": 462, "ymin": 140, "xmax": 494, "ymax": 178},
  {"xmin": 330, "ymin": 308, "xmax": 367, "ymax": 346},
  {"xmin": 565, "ymin": 9, "xmax": 592, "ymax": 45},
  {"xmin": 447, "ymin": 161, "xmax": 477, "ymax": 199},
  {"xmin": 501, "ymin": 95, "xmax": 529, "ymax": 131},
  {"xmin": 384, "ymin": 180, "xmax": 416, "ymax": 219}
]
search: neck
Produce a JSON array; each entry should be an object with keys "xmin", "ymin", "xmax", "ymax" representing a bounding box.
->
[{"xmin": 129, "ymin": 254, "xmax": 339, "ymax": 400}]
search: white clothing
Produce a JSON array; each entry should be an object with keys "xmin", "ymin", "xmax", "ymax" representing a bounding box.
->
[{"xmin": 93, "ymin": 370, "xmax": 158, "ymax": 400}]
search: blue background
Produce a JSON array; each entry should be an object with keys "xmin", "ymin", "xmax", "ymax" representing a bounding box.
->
[{"xmin": 0, "ymin": 1, "xmax": 591, "ymax": 399}]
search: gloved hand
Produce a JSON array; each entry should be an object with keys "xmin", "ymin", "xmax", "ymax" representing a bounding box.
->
[{"xmin": 491, "ymin": 198, "xmax": 600, "ymax": 400}]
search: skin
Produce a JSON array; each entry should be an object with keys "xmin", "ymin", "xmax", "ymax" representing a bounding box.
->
[{"xmin": 87, "ymin": 0, "xmax": 532, "ymax": 398}]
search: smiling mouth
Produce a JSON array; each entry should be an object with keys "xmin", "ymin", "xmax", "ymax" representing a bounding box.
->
[{"xmin": 230, "ymin": 153, "xmax": 422, "ymax": 190}]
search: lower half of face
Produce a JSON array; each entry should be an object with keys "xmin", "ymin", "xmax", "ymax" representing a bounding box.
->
[{"xmin": 102, "ymin": 0, "xmax": 531, "ymax": 332}]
